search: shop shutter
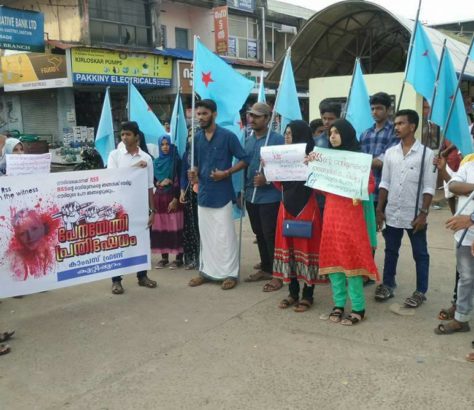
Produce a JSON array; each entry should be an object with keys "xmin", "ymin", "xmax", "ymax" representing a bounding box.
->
[{"xmin": 20, "ymin": 90, "xmax": 58, "ymax": 142}]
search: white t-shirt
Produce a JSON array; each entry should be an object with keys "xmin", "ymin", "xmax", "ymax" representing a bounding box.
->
[{"xmin": 107, "ymin": 147, "xmax": 154, "ymax": 189}]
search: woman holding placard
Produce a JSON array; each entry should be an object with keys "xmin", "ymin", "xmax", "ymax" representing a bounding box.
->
[
  {"xmin": 269, "ymin": 120, "xmax": 322, "ymax": 312},
  {"xmin": 308, "ymin": 119, "xmax": 379, "ymax": 325}
]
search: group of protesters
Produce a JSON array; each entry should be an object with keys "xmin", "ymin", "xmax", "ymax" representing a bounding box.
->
[{"xmin": 1, "ymin": 93, "xmax": 474, "ymax": 362}]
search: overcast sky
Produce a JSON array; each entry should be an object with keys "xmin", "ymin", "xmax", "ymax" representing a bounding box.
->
[{"xmin": 284, "ymin": 0, "xmax": 474, "ymax": 24}]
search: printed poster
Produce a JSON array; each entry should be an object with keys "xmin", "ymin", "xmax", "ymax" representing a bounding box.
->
[
  {"xmin": 260, "ymin": 143, "xmax": 308, "ymax": 181},
  {"xmin": 0, "ymin": 168, "xmax": 151, "ymax": 298}
]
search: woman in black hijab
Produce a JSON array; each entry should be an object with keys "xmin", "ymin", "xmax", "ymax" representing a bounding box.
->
[
  {"xmin": 269, "ymin": 120, "xmax": 322, "ymax": 312},
  {"xmin": 311, "ymin": 118, "xmax": 378, "ymax": 325}
]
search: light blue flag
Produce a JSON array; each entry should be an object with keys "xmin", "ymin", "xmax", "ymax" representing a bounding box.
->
[
  {"xmin": 95, "ymin": 88, "xmax": 115, "ymax": 166},
  {"xmin": 170, "ymin": 93, "xmax": 188, "ymax": 158},
  {"xmin": 431, "ymin": 48, "xmax": 473, "ymax": 156},
  {"xmin": 406, "ymin": 21, "xmax": 439, "ymax": 104},
  {"xmin": 345, "ymin": 59, "xmax": 373, "ymax": 139},
  {"xmin": 274, "ymin": 50, "xmax": 302, "ymax": 134},
  {"xmin": 257, "ymin": 71, "xmax": 266, "ymax": 103},
  {"xmin": 469, "ymin": 43, "xmax": 474, "ymax": 60},
  {"xmin": 194, "ymin": 38, "xmax": 254, "ymax": 126},
  {"xmin": 129, "ymin": 82, "xmax": 167, "ymax": 147}
]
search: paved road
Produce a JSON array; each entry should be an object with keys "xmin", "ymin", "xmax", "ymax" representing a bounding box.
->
[{"xmin": 1, "ymin": 208, "xmax": 473, "ymax": 410}]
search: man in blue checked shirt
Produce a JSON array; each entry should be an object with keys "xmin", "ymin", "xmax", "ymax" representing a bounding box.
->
[{"xmin": 359, "ymin": 92, "xmax": 398, "ymax": 210}]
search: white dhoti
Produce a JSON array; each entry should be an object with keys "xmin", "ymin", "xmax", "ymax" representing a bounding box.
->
[{"xmin": 198, "ymin": 202, "xmax": 239, "ymax": 280}]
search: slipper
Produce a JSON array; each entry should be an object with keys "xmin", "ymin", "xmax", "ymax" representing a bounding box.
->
[
  {"xmin": 466, "ymin": 352, "xmax": 474, "ymax": 362},
  {"xmin": 0, "ymin": 344, "xmax": 10, "ymax": 356},
  {"xmin": 244, "ymin": 271, "xmax": 272, "ymax": 282},
  {"xmin": 278, "ymin": 296, "xmax": 298, "ymax": 309},
  {"xmin": 253, "ymin": 262, "xmax": 262, "ymax": 270},
  {"xmin": 221, "ymin": 278, "xmax": 237, "ymax": 290},
  {"xmin": 138, "ymin": 276, "xmax": 157, "ymax": 288},
  {"xmin": 262, "ymin": 278, "xmax": 283, "ymax": 292},
  {"xmin": 438, "ymin": 305, "xmax": 456, "ymax": 321},
  {"xmin": 389, "ymin": 303, "xmax": 415, "ymax": 316},
  {"xmin": 434, "ymin": 320, "xmax": 470, "ymax": 335},
  {"xmin": 155, "ymin": 259, "xmax": 169, "ymax": 269},
  {"xmin": 341, "ymin": 312, "xmax": 365, "ymax": 326},
  {"xmin": 188, "ymin": 276, "xmax": 210, "ymax": 287},
  {"xmin": 294, "ymin": 300, "xmax": 312, "ymax": 313},
  {"xmin": 329, "ymin": 307, "xmax": 344, "ymax": 323},
  {"xmin": 0, "ymin": 330, "xmax": 15, "ymax": 343},
  {"xmin": 111, "ymin": 282, "xmax": 124, "ymax": 295}
]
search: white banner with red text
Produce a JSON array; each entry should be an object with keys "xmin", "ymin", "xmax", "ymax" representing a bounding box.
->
[{"xmin": 0, "ymin": 168, "xmax": 151, "ymax": 298}]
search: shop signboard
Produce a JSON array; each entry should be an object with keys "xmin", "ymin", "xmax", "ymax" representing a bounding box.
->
[
  {"xmin": 247, "ymin": 40, "xmax": 257, "ymax": 59},
  {"xmin": 213, "ymin": 6, "xmax": 229, "ymax": 55},
  {"xmin": 71, "ymin": 48, "xmax": 172, "ymax": 87},
  {"xmin": 226, "ymin": 0, "xmax": 255, "ymax": 13},
  {"xmin": 1, "ymin": 52, "xmax": 71, "ymax": 91},
  {"xmin": 228, "ymin": 37, "xmax": 237, "ymax": 57},
  {"xmin": 178, "ymin": 60, "xmax": 193, "ymax": 94},
  {"xmin": 0, "ymin": 6, "xmax": 44, "ymax": 52}
]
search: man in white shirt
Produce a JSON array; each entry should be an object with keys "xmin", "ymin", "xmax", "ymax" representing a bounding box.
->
[
  {"xmin": 434, "ymin": 161, "xmax": 474, "ymax": 337},
  {"xmin": 107, "ymin": 121, "xmax": 157, "ymax": 294},
  {"xmin": 375, "ymin": 109, "xmax": 437, "ymax": 307}
]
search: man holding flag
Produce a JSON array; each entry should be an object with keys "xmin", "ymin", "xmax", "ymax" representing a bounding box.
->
[
  {"xmin": 188, "ymin": 99, "xmax": 250, "ymax": 290},
  {"xmin": 242, "ymin": 102, "xmax": 284, "ymax": 290}
]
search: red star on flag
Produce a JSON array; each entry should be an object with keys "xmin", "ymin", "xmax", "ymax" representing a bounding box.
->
[{"xmin": 202, "ymin": 71, "xmax": 214, "ymax": 87}]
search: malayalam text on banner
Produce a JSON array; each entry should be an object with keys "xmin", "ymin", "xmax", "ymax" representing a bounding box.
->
[
  {"xmin": 305, "ymin": 147, "xmax": 372, "ymax": 200},
  {"xmin": 260, "ymin": 143, "xmax": 308, "ymax": 181},
  {"xmin": 0, "ymin": 168, "xmax": 151, "ymax": 298}
]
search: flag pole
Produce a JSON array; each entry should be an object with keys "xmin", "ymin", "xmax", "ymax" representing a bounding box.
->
[
  {"xmin": 397, "ymin": 0, "xmax": 423, "ymax": 112},
  {"xmin": 413, "ymin": 40, "xmax": 447, "ymax": 220},
  {"xmin": 190, "ymin": 35, "xmax": 198, "ymax": 170},
  {"xmin": 436, "ymin": 36, "xmax": 474, "ymax": 156},
  {"xmin": 127, "ymin": 82, "xmax": 131, "ymax": 121},
  {"xmin": 250, "ymin": 47, "xmax": 291, "ymax": 203},
  {"xmin": 341, "ymin": 58, "xmax": 359, "ymax": 119}
]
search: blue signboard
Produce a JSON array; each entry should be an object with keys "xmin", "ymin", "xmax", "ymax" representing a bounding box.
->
[
  {"xmin": 0, "ymin": 6, "xmax": 44, "ymax": 52},
  {"xmin": 227, "ymin": 0, "xmax": 256, "ymax": 13}
]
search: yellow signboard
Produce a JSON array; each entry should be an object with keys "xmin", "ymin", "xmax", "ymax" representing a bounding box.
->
[
  {"xmin": 1, "ymin": 52, "xmax": 70, "ymax": 91},
  {"xmin": 71, "ymin": 48, "xmax": 172, "ymax": 87}
]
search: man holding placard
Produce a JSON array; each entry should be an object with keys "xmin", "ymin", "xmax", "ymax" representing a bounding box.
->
[
  {"xmin": 243, "ymin": 102, "xmax": 284, "ymax": 290},
  {"xmin": 375, "ymin": 110, "xmax": 437, "ymax": 307}
]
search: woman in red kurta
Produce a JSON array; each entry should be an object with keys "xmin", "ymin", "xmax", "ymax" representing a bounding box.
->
[{"xmin": 310, "ymin": 119, "xmax": 379, "ymax": 325}]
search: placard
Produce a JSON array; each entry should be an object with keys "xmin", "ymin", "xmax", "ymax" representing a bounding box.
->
[
  {"xmin": 6, "ymin": 153, "xmax": 51, "ymax": 176},
  {"xmin": 260, "ymin": 143, "xmax": 308, "ymax": 181}
]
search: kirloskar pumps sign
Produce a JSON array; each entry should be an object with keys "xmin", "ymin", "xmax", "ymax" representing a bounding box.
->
[
  {"xmin": 213, "ymin": 6, "xmax": 229, "ymax": 55},
  {"xmin": 71, "ymin": 48, "xmax": 172, "ymax": 87},
  {"xmin": 0, "ymin": 6, "xmax": 44, "ymax": 52}
]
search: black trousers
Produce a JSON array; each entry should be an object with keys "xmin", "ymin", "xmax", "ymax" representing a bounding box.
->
[
  {"xmin": 289, "ymin": 277, "xmax": 315, "ymax": 303},
  {"xmin": 246, "ymin": 201, "xmax": 280, "ymax": 273},
  {"xmin": 112, "ymin": 271, "xmax": 147, "ymax": 283}
]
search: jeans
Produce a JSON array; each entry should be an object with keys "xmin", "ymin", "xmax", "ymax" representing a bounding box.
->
[
  {"xmin": 454, "ymin": 245, "xmax": 474, "ymax": 322},
  {"xmin": 246, "ymin": 201, "xmax": 280, "ymax": 273},
  {"xmin": 382, "ymin": 225, "xmax": 430, "ymax": 294},
  {"xmin": 112, "ymin": 270, "xmax": 147, "ymax": 283},
  {"xmin": 329, "ymin": 273, "xmax": 365, "ymax": 312},
  {"xmin": 289, "ymin": 277, "xmax": 314, "ymax": 303}
]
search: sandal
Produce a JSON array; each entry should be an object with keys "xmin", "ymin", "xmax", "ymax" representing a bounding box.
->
[
  {"xmin": 329, "ymin": 307, "xmax": 344, "ymax": 323},
  {"xmin": 185, "ymin": 263, "xmax": 197, "ymax": 270},
  {"xmin": 262, "ymin": 278, "xmax": 283, "ymax": 292},
  {"xmin": 438, "ymin": 304, "xmax": 456, "ymax": 320},
  {"xmin": 0, "ymin": 344, "xmax": 10, "ymax": 356},
  {"xmin": 221, "ymin": 278, "xmax": 238, "ymax": 290},
  {"xmin": 111, "ymin": 282, "xmax": 124, "ymax": 295},
  {"xmin": 294, "ymin": 300, "xmax": 312, "ymax": 313},
  {"xmin": 188, "ymin": 276, "xmax": 210, "ymax": 287},
  {"xmin": 155, "ymin": 259, "xmax": 169, "ymax": 269},
  {"xmin": 253, "ymin": 262, "xmax": 262, "ymax": 270},
  {"xmin": 434, "ymin": 320, "xmax": 470, "ymax": 335},
  {"xmin": 278, "ymin": 296, "xmax": 298, "ymax": 309},
  {"xmin": 137, "ymin": 276, "xmax": 157, "ymax": 288},
  {"xmin": 244, "ymin": 271, "xmax": 273, "ymax": 282},
  {"xmin": 169, "ymin": 260, "xmax": 183, "ymax": 270},
  {"xmin": 0, "ymin": 330, "xmax": 15, "ymax": 343},
  {"xmin": 466, "ymin": 352, "xmax": 474, "ymax": 362},
  {"xmin": 404, "ymin": 291, "xmax": 426, "ymax": 308},
  {"xmin": 341, "ymin": 312, "xmax": 365, "ymax": 326}
]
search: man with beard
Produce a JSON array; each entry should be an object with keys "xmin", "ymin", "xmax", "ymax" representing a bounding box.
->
[
  {"xmin": 188, "ymin": 99, "xmax": 249, "ymax": 290},
  {"xmin": 242, "ymin": 103, "xmax": 284, "ymax": 291}
]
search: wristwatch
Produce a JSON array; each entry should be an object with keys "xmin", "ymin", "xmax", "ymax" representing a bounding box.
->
[{"xmin": 419, "ymin": 208, "xmax": 429, "ymax": 215}]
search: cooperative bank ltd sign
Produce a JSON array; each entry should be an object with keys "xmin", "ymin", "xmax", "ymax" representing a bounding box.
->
[
  {"xmin": 71, "ymin": 48, "xmax": 172, "ymax": 87},
  {"xmin": 0, "ymin": 6, "xmax": 44, "ymax": 52}
]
